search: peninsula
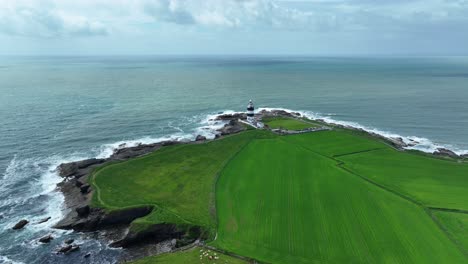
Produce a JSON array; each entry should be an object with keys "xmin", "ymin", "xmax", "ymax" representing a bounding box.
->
[{"xmin": 52, "ymin": 105, "xmax": 468, "ymax": 263}]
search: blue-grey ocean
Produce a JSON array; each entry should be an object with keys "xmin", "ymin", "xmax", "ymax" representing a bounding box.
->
[{"xmin": 1, "ymin": 56, "xmax": 467, "ymax": 263}]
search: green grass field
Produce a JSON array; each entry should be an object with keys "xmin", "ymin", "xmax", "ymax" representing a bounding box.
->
[
  {"xmin": 90, "ymin": 130, "xmax": 274, "ymax": 232},
  {"xmin": 283, "ymin": 130, "xmax": 389, "ymax": 156},
  {"xmin": 433, "ymin": 211, "xmax": 468, "ymax": 254},
  {"xmin": 262, "ymin": 116, "xmax": 318, "ymax": 130},
  {"xmin": 131, "ymin": 247, "xmax": 247, "ymax": 264},
  {"xmin": 339, "ymin": 148, "xmax": 468, "ymax": 210},
  {"xmin": 90, "ymin": 126, "xmax": 468, "ymax": 263},
  {"xmin": 213, "ymin": 138, "xmax": 466, "ymax": 263}
]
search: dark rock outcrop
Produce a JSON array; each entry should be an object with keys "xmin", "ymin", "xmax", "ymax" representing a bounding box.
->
[
  {"xmin": 12, "ymin": 219, "xmax": 29, "ymax": 230},
  {"xmin": 215, "ymin": 113, "xmax": 246, "ymax": 121},
  {"xmin": 57, "ymin": 245, "xmax": 73, "ymax": 254},
  {"xmin": 99, "ymin": 206, "xmax": 153, "ymax": 227},
  {"xmin": 36, "ymin": 217, "xmax": 51, "ymax": 224},
  {"xmin": 110, "ymin": 223, "xmax": 183, "ymax": 248},
  {"xmin": 80, "ymin": 184, "xmax": 90, "ymax": 194},
  {"xmin": 434, "ymin": 148, "xmax": 459, "ymax": 159},
  {"xmin": 217, "ymin": 120, "xmax": 245, "ymax": 136},
  {"xmin": 69, "ymin": 245, "xmax": 80, "ymax": 253},
  {"xmin": 58, "ymin": 159, "xmax": 106, "ymax": 178},
  {"xmin": 195, "ymin": 135, "xmax": 206, "ymax": 141},
  {"xmin": 76, "ymin": 205, "xmax": 90, "ymax": 217},
  {"xmin": 39, "ymin": 234, "xmax": 53, "ymax": 243},
  {"xmin": 109, "ymin": 141, "xmax": 178, "ymax": 161},
  {"xmin": 65, "ymin": 239, "xmax": 74, "ymax": 245},
  {"xmin": 56, "ymin": 206, "xmax": 153, "ymax": 232}
]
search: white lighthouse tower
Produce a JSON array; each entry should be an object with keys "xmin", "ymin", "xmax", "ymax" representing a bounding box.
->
[{"xmin": 247, "ymin": 100, "xmax": 255, "ymax": 123}]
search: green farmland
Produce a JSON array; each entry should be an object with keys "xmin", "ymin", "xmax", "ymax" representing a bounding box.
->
[
  {"xmin": 213, "ymin": 138, "xmax": 466, "ymax": 263},
  {"xmin": 262, "ymin": 116, "xmax": 318, "ymax": 130},
  {"xmin": 339, "ymin": 148, "xmax": 468, "ymax": 210},
  {"xmin": 433, "ymin": 211, "xmax": 468, "ymax": 253},
  {"xmin": 90, "ymin": 126, "xmax": 468, "ymax": 263}
]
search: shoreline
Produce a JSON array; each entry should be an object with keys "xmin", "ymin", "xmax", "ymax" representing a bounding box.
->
[{"xmin": 51, "ymin": 118, "xmax": 246, "ymax": 261}]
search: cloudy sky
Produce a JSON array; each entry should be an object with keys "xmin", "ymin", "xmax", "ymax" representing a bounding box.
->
[{"xmin": 1, "ymin": 0, "xmax": 468, "ymax": 55}]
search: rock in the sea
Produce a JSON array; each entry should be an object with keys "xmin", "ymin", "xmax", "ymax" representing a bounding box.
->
[
  {"xmin": 69, "ymin": 245, "xmax": 80, "ymax": 253},
  {"xmin": 76, "ymin": 205, "xmax": 90, "ymax": 217},
  {"xmin": 84, "ymin": 253, "xmax": 91, "ymax": 258},
  {"xmin": 195, "ymin": 135, "xmax": 206, "ymax": 141},
  {"xmin": 80, "ymin": 184, "xmax": 90, "ymax": 194},
  {"xmin": 39, "ymin": 234, "xmax": 54, "ymax": 243},
  {"xmin": 36, "ymin": 217, "xmax": 51, "ymax": 224},
  {"xmin": 12, "ymin": 219, "xmax": 29, "ymax": 230},
  {"xmin": 57, "ymin": 244, "xmax": 73, "ymax": 254},
  {"xmin": 434, "ymin": 148, "xmax": 459, "ymax": 159},
  {"xmin": 65, "ymin": 239, "xmax": 74, "ymax": 245}
]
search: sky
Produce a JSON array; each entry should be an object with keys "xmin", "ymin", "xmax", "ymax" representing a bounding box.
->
[{"xmin": 0, "ymin": 0, "xmax": 468, "ymax": 56}]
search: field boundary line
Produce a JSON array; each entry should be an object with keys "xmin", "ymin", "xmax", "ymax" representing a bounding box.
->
[
  {"xmin": 332, "ymin": 148, "xmax": 385, "ymax": 158},
  {"xmin": 428, "ymin": 207, "xmax": 468, "ymax": 214}
]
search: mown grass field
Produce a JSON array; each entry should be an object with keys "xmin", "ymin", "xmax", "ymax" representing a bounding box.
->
[
  {"xmin": 131, "ymin": 247, "xmax": 247, "ymax": 264},
  {"xmin": 262, "ymin": 116, "xmax": 318, "ymax": 130},
  {"xmin": 339, "ymin": 148, "xmax": 468, "ymax": 210},
  {"xmin": 283, "ymin": 130, "xmax": 389, "ymax": 156},
  {"xmin": 90, "ymin": 125, "xmax": 468, "ymax": 263},
  {"xmin": 433, "ymin": 211, "xmax": 468, "ymax": 254},
  {"xmin": 90, "ymin": 130, "xmax": 274, "ymax": 232},
  {"xmin": 213, "ymin": 137, "xmax": 466, "ymax": 263}
]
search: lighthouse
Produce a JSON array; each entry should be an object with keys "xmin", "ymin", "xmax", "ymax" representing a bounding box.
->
[{"xmin": 247, "ymin": 100, "xmax": 255, "ymax": 123}]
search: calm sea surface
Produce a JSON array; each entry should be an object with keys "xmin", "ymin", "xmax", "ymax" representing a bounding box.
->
[{"xmin": 1, "ymin": 56, "xmax": 467, "ymax": 263}]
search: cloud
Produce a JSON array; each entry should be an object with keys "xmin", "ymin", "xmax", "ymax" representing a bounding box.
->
[
  {"xmin": 142, "ymin": 0, "xmax": 319, "ymax": 29},
  {"xmin": 0, "ymin": 4, "xmax": 108, "ymax": 38},
  {"xmin": 0, "ymin": 0, "xmax": 468, "ymax": 54}
]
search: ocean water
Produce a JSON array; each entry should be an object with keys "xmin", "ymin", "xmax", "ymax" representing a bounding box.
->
[{"xmin": 0, "ymin": 56, "xmax": 468, "ymax": 263}]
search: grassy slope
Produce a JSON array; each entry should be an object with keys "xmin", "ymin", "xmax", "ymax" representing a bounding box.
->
[
  {"xmin": 433, "ymin": 211, "xmax": 468, "ymax": 254},
  {"xmin": 262, "ymin": 117, "xmax": 318, "ymax": 130},
  {"xmin": 213, "ymin": 138, "xmax": 466, "ymax": 263},
  {"xmin": 339, "ymin": 148, "xmax": 468, "ymax": 210},
  {"xmin": 131, "ymin": 247, "xmax": 247, "ymax": 264},
  {"xmin": 91, "ymin": 130, "xmax": 274, "ymax": 232}
]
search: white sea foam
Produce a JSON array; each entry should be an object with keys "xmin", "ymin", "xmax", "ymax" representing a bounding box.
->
[
  {"xmin": 95, "ymin": 133, "xmax": 194, "ymax": 159},
  {"xmin": 94, "ymin": 110, "xmax": 240, "ymax": 159},
  {"xmin": 258, "ymin": 107, "xmax": 468, "ymax": 155},
  {"xmin": 0, "ymin": 256, "xmax": 25, "ymax": 264}
]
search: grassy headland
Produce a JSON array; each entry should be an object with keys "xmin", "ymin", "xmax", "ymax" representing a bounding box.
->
[
  {"xmin": 90, "ymin": 130, "xmax": 274, "ymax": 234},
  {"xmin": 88, "ymin": 116, "xmax": 467, "ymax": 263}
]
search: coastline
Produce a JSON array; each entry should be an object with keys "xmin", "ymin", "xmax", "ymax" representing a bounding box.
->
[
  {"xmin": 48, "ymin": 108, "xmax": 467, "ymax": 261},
  {"xmin": 52, "ymin": 118, "xmax": 246, "ymax": 261}
]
